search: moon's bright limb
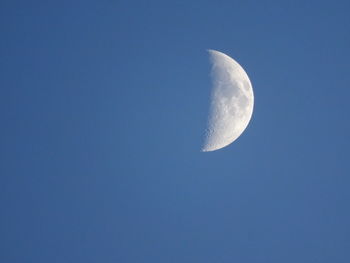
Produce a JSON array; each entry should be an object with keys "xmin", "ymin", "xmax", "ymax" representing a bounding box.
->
[{"xmin": 202, "ymin": 49, "xmax": 254, "ymax": 152}]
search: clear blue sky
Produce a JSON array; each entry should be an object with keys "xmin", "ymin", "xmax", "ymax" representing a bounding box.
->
[{"xmin": 1, "ymin": 0, "xmax": 350, "ymax": 262}]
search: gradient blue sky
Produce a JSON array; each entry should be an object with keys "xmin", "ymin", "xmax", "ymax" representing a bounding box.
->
[{"xmin": 1, "ymin": 0, "xmax": 350, "ymax": 262}]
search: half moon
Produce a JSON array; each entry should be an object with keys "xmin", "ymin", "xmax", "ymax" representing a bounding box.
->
[{"xmin": 202, "ymin": 49, "xmax": 254, "ymax": 152}]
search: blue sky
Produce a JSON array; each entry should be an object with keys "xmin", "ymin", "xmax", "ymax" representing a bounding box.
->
[{"xmin": 1, "ymin": 0, "xmax": 350, "ymax": 262}]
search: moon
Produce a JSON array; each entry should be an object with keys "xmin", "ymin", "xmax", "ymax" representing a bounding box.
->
[{"xmin": 202, "ymin": 49, "xmax": 254, "ymax": 152}]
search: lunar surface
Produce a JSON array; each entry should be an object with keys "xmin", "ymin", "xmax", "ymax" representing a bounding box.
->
[{"xmin": 202, "ymin": 49, "xmax": 254, "ymax": 152}]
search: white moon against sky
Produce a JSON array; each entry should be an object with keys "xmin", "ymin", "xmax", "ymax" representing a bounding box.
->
[{"xmin": 202, "ymin": 50, "xmax": 254, "ymax": 152}]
